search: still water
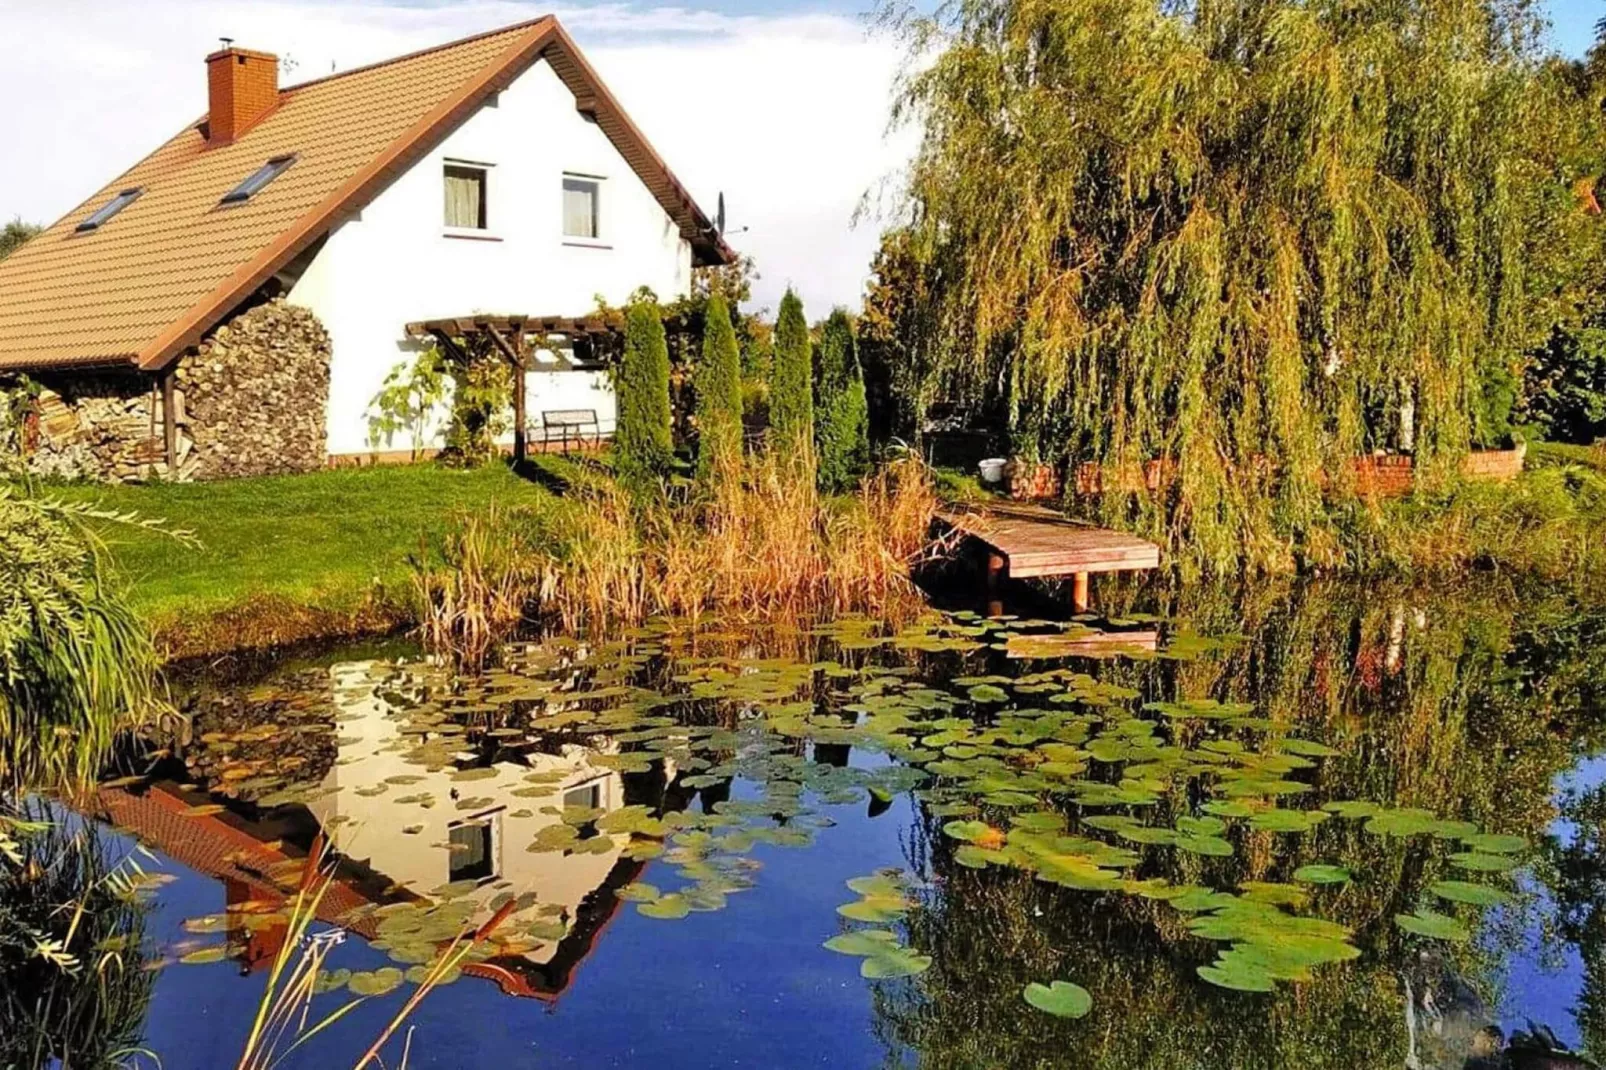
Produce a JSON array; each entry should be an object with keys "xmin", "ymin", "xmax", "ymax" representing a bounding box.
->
[{"xmin": 51, "ymin": 580, "xmax": 1606, "ymax": 1067}]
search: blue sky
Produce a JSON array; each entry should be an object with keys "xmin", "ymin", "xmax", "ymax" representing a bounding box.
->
[{"xmin": 1550, "ymin": 0, "xmax": 1601, "ymax": 54}]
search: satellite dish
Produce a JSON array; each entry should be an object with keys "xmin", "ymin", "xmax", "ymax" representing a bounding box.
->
[{"xmin": 717, "ymin": 192, "xmax": 726, "ymax": 237}]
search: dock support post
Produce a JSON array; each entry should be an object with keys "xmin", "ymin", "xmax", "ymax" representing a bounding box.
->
[
  {"xmin": 986, "ymin": 552, "xmax": 1007, "ymax": 618},
  {"xmin": 1072, "ymin": 572, "xmax": 1090, "ymax": 614}
]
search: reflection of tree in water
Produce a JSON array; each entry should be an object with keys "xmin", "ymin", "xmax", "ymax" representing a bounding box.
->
[
  {"xmin": 874, "ymin": 581, "xmax": 1606, "ymax": 1069},
  {"xmin": 0, "ymin": 809, "xmax": 155, "ymax": 1069},
  {"xmin": 1542, "ymin": 782, "xmax": 1606, "ymax": 1059}
]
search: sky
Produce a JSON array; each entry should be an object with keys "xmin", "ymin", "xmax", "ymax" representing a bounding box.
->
[{"xmin": 1, "ymin": 0, "xmax": 1602, "ymax": 315}]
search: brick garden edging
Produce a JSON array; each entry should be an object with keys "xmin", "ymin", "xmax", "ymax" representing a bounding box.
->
[{"xmin": 1006, "ymin": 446, "xmax": 1527, "ymax": 502}]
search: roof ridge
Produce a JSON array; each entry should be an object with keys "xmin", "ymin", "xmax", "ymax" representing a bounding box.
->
[{"xmin": 280, "ymin": 15, "xmax": 554, "ymax": 94}]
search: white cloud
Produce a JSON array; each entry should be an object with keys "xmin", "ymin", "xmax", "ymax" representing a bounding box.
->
[{"xmin": 0, "ymin": 0, "xmax": 914, "ymax": 315}]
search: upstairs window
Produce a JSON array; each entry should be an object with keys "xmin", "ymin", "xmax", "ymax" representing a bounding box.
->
[
  {"xmin": 77, "ymin": 188, "xmax": 142, "ymax": 232},
  {"xmin": 222, "ymin": 154, "xmax": 296, "ymax": 205},
  {"xmin": 443, "ymin": 163, "xmax": 488, "ymax": 230},
  {"xmin": 448, "ymin": 816, "xmax": 496, "ymax": 883},
  {"xmin": 562, "ymin": 175, "xmax": 600, "ymax": 240}
]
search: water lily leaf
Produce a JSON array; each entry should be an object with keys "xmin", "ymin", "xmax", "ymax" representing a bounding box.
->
[
  {"xmin": 837, "ymin": 895, "xmax": 910, "ymax": 923},
  {"xmin": 953, "ymin": 845, "xmax": 994, "ymax": 868},
  {"xmin": 824, "ymin": 929, "xmax": 898, "ymax": 956},
  {"xmin": 1292, "ymin": 864, "xmax": 1351, "ymax": 885},
  {"xmin": 637, "ymin": 895, "xmax": 692, "ymax": 920},
  {"xmin": 1431, "ymin": 881, "xmax": 1512, "ymax": 907},
  {"xmin": 847, "ymin": 872, "xmax": 909, "ymax": 898},
  {"xmin": 616, "ymin": 882, "xmax": 661, "ymax": 903},
  {"xmin": 1364, "ymin": 808, "xmax": 1442, "ymax": 837},
  {"xmin": 1322, "ymin": 800, "xmax": 1379, "ymax": 819},
  {"xmin": 1461, "ymin": 833, "xmax": 1527, "ymax": 855},
  {"xmin": 1448, "ymin": 852, "xmax": 1520, "ymax": 873},
  {"xmin": 1197, "ymin": 961, "xmax": 1275, "ymax": 992},
  {"xmin": 348, "ymin": 967, "xmax": 405, "ymax": 996},
  {"xmin": 1175, "ymin": 835, "xmax": 1235, "ymax": 857},
  {"xmin": 1276, "ymin": 738, "xmax": 1342, "ymax": 758},
  {"xmin": 179, "ymin": 945, "xmax": 228, "ymax": 965},
  {"xmin": 1395, "ymin": 909, "xmax": 1470, "ymax": 942},
  {"xmin": 860, "ymin": 946, "xmax": 932, "ymax": 979},
  {"xmin": 1022, "ymin": 980, "xmax": 1093, "ymax": 1018}
]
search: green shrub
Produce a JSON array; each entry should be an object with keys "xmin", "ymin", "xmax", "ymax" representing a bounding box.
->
[
  {"xmin": 615, "ymin": 299, "xmax": 673, "ymax": 497},
  {"xmin": 366, "ymin": 348, "xmax": 448, "ymax": 461},
  {"xmin": 1526, "ymin": 322, "xmax": 1606, "ymax": 445},
  {"xmin": 695, "ymin": 293, "xmax": 744, "ymax": 482},
  {"xmin": 441, "ymin": 357, "xmax": 511, "ymax": 468},
  {"xmin": 770, "ymin": 289, "xmax": 813, "ymax": 460},
  {"xmin": 814, "ymin": 309, "xmax": 870, "ymax": 491}
]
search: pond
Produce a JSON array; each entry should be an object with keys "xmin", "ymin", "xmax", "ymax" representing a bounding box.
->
[{"xmin": 32, "ymin": 579, "xmax": 1606, "ymax": 1068}]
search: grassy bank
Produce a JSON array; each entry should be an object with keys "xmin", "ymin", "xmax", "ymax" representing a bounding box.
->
[
  {"xmin": 30, "ymin": 441, "xmax": 1606, "ymax": 660},
  {"xmin": 40, "ymin": 464, "xmax": 556, "ymax": 656}
]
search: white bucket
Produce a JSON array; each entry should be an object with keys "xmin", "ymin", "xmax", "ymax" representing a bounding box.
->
[{"xmin": 978, "ymin": 458, "xmax": 1008, "ymax": 485}]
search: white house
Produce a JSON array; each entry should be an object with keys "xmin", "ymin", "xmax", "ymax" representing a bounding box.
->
[{"xmin": 0, "ymin": 17, "xmax": 733, "ymax": 481}]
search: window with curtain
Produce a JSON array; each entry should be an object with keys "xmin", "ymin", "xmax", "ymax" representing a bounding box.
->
[
  {"xmin": 563, "ymin": 176, "xmax": 600, "ymax": 239},
  {"xmin": 443, "ymin": 164, "xmax": 487, "ymax": 229}
]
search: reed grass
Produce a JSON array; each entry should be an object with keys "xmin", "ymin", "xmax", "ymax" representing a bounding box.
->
[
  {"xmin": 409, "ymin": 455, "xmax": 945, "ymax": 659},
  {"xmin": 236, "ymin": 834, "xmax": 515, "ymax": 1070},
  {"xmin": 528, "ymin": 452, "xmax": 942, "ymax": 632},
  {"xmin": 409, "ymin": 505, "xmax": 535, "ymax": 669}
]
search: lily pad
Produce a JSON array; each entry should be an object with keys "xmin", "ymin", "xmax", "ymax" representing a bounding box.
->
[
  {"xmin": 1430, "ymin": 880, "xmax": 1513, "ymax": 907},
  {"xmin": 1292, "ymin": 864, "xmax": 1351, "ymax": 885},
  {"xmin": 1022, "ymin": 980, "xmax": 1093, "ymax": 1018},
  {"xmin": 1394, "ymin": 909, "xmax": 1470, "ymax": 942}
]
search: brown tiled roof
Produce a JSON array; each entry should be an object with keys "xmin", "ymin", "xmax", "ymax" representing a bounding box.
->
[{"xmin": 0, "ymin": 18, "xmax": 734, "ymax": 373}]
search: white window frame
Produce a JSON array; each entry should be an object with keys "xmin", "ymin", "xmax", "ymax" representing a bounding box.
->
[
  {"xmin": 562, "ymin": 172, "xmax": 608, "ymax": 247},
  {"xmin": 446, "ymin": 807, "xmax": 502, "ymax": 884},
  {"xmin": 442, "ymin": 158, "xmax": 498, "ymax": 240}
]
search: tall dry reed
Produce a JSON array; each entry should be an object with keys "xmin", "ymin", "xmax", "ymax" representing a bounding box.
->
[
  {"xmin": 409, "ymin": 455, "xmax": 944, "ymax": 658},
  {"xmin": 410, "ymin": 506, "xmax": 533, "ymax": 667},
  {"xmin": 537, "ymin": 453, "xmax": 942, "ymax": 631}
]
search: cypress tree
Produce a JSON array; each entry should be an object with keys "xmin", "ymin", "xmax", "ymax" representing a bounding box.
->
[
  {"xmin": 615, "ymin": 299, "xmax": 672, "ymax": 498},
  {"xmin": 770, "ymin": 288, "xmax": 813, "ymax": 458},
  {"xmin": 695, "ymin": 292, "xmax": 744, "ymax": 481},
  {"xmin": 814, "ymin": 308, "xmax": 870, "ymax": 492}
]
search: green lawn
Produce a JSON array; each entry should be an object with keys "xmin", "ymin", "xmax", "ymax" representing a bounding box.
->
[{"xmin": 42, "ymin": 463, "xmax": 556, "ymax": 633}]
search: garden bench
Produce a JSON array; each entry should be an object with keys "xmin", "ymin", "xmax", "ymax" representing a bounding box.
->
[{"xmin": 538, "ymin": 409, "xmax": 600, "ymax": 453}]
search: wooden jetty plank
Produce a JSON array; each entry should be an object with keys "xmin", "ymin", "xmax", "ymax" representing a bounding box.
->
[
  {"xmin": 937, "ymin": 504, "xmax": 1160, "ymax": 579},
  {"xmin": 1005, "ymin": 630, "xmax": 1160, "ymax": 659}
]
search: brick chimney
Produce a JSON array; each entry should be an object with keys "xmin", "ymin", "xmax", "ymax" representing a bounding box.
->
[{"xmin": 206, "ymin": 44, "xmax": 279, "ymax": 144}]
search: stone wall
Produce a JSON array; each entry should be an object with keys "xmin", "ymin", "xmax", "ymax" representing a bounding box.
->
[{"xmin": 18, "ymin": 298, "xmax": 330, "ymax": 482}]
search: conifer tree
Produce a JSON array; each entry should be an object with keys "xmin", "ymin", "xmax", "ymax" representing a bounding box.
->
[
  {"xmin": 695, "ymin": 292, "xmax": 744, "ymax": 481},
  {"xmin": 814, "ymin": 308, "xmax": 870, "ymax": 492},
  {"xmin": 615, "ymin": 299, "xmax": 672, "ymax": 498},
  {"xmin": 770, "ymin": 289, "xmax": 813, "ymax": 460}
]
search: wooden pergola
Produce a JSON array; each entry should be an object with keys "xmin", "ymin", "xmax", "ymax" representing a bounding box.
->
[
  {"xmin": 405, "ymin": 315, "xmax": 621, "ymax": 461},
  {"xmin": 406, "ymin": 311, "xmax": 701, "ymax": 461}
]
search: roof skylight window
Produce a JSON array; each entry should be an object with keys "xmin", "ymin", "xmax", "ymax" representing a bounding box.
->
[
  {"xmin": 76, "ymin": 188, "xmax": 142, "ymax": 232},
  {"xmin": 221, "ymin": 154, "xmax": 297, "ymax": 205}
]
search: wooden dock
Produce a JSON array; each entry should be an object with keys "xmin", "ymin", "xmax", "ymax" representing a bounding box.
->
[{"xmin": 936, "ymin": 502, "xmax": 1160, "ymax": 613}]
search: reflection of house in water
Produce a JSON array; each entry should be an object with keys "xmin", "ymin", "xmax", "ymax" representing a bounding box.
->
[{"xmin": 98, "ymin": 660, "xmax": 696, "ymax": 1002}]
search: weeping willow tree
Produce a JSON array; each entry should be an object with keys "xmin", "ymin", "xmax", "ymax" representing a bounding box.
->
[{"xmin": 881, "ymin": 0, "xmax": 1601, "ymax": 572}]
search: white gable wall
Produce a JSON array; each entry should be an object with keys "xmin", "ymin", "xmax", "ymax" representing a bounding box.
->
[{"xmin": 288, "ymin": 56, "xmax": 694, "ymax": 456}]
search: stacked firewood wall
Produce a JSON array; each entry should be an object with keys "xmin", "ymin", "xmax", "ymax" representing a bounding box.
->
[{"xmin": 19, "ymin": 298, "xmax": 330, "ymax": 482}]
